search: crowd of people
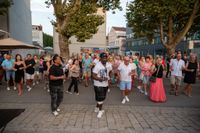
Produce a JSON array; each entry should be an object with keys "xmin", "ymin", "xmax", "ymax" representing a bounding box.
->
[{"xmin": 0, "ymin": 51, "xmax": 199, "ymax": 118}]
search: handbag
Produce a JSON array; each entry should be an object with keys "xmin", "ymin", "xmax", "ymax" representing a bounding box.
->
[{"xmin": 149, "ymin": 65, "xmax": 161, "ymax": 83}]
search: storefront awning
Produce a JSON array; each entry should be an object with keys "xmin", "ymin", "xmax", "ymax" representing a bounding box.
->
[{"xmin": 0, "ymin": 38, "xmax": 39, "ymax": 49}]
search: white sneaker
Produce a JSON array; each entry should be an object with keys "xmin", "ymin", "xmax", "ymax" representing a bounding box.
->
[
  {"xmin": 138, "ymin": 87, "xmax": 144, "ymax": 93},
  {"xmin": 145, "ymin": 91, "xmax": 148, "ymax": 96},
  {"xmin": 140, "ymin": 89, "xmax": 144, "ymax": 94},
  {"xmin": 94, "ymin": 107, "xmax": 99, "ymax": 113},
  {"xmin": 47, "ymin": 89, "xmax": 50, "ymax": 92},
  {"xmin": 107, "ymin": 89, "xmax": 110, "ymax": 93},
  {"xmin": 52, "ymin": 111, "xmax": 59, "ymax": 116},
  {"xmin": 66, "ymin": 91, "xmax": 72, "ymax": 94},
  {"xmin": 13, "ymin": 86, "xmax": 17, "ymax": 90},
  {"xmin": 56, "ymin": 108, "xmax": 61, "ymax": 112},
  {"xmin": 125, "ymin": 96, "xmax": 130, "ymax": 102},
  {"xmin": 121, "ymin": 98, "xmax": 126, "ymax": 104},
  {"xmin": 137, "ymin": 86, "xmax": 141, "ymax": 89},
  {"xmin": 28, "ymin": 87, "xmax": 32, "ymax": 92},
  {"xmin": 33, "ymin": 83, "xmax": 35, "ymax": 86},
  {"xmin": 97, "ymin": 110, "xmax": 104, "ymax": 118},
  {"xmin": 7, "ymin": 87, "xmax": 10, "ymax": 91},
  {"xmin": 36, "ymin": 81, "xmax": 39, "ymax": 84}
]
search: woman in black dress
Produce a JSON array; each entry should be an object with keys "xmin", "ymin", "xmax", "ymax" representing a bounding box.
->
[
  {"xmin": 183, "ymin": 54, "xmax": 199, "ymax": 97},
  {"xmin": 13, "ymin": 54, "xmax": 26, "ymax": 95}
]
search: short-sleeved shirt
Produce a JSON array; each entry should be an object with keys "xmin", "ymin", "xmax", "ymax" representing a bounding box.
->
[
  {"xmin": 1, "ymin": 59, "xmax": 15, "ymax": 71},
  {"xmin": 118, "ymin": 63, "xmax": 136, "ymax": 82},
  {"xmin": 170, "ymin": 59, "xmax": 185, "ymax": 77},
  {"xmin": 25, "ymin": 59, "xmax": 36, "ymax": 74},
  {"xmin": 93, "ymin": 62, "xmax": 112, "ymax": 87},
  {"xmin": 49, "ymin": 64, "xmax": 64, "ymax": 86}
]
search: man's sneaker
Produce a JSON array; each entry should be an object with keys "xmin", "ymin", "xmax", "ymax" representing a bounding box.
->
[
  {"xmin": 52, "ymin": 111, "xmax": 59, "ymax": 116},
  {"xmin": 47, "ymin": 89, "xmax": 50, "ymax": 92},
  {"xmin": 28, "ymin": 87, "xmax": 32, "ymax": 92},
  {"xmin": 107, "ymin": 89, "xmax": 110, "ymax": 93},
  {"xmin": 7, "ymin": 87, "xmax": 10, "ymax": 91},
  {"xmin": 36, "ymin": 81, "xmax": 39, "ymax": 85},
  {"xmin": 97, "ymin": 110, "xmax": 104, "ymax": 118},
  {"xmin": 56, "ymin": 108, "xmax": 61, "ymax": 112},
  {"xmin": 125, "ymin": 96, "xmax": 130, "ymax": 102},
  {"xmin": 144, "ymin": 91, "xmax": 148, "ymax": 96},
  {"xmin": 66, "ymin": 91, "xmax": 72, "ymax": 94},
  {"xmin": 94, "ymin": 107, "xmax": 99, "ymax": 113},
  {"xmin": 121, "ymin": 98, "xmax": 126, "ymax": 104},
  {"xmin": 75, "ymin": 92, "xmax": 79, "ymax": 95},
  {"xmin": 13, "ymin": 86, "xmax": 17, "ymax": 90},
  {"xmin": 33, "ymin": 83, "xmax": 36, "ymax": 86}
]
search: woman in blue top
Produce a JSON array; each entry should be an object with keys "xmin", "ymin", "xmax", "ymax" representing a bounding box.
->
[{"xmin": 82, "ymin": 53, "xmax": 92, "ymax": 87}]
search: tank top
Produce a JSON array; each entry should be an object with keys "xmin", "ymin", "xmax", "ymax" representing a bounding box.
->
[{"xmin": 71, "ymin": 65, "xmax": 80, "ymax": 77}]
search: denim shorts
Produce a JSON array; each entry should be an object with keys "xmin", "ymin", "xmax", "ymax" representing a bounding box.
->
[
  {"xmin": 6, "ymin": 71, "xmax": 15, "ymax": 80},
  {"xmin": 120, "ymin": 81, "xmax": 132, "ymax": 90}
]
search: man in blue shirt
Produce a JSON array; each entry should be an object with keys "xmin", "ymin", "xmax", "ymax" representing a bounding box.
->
[{"xmin": 1, "ymin": 54, "xmax": 16, "ymax": 90}]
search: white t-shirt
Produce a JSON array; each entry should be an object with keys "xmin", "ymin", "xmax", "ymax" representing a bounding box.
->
[
  {"xmin": 93, "ymin": 62, "xmax": 112, "ymax": 87},
  {"xmin": 170, "ymin": 59, "xmax": 185, "ymax": 77},
  {"xmin": 93, "ymin": 59, "xmax": 99, "ymax": 65},
  {"xmin": 118, "ymin": 62, "xmax": 136, "ymax": 82}
]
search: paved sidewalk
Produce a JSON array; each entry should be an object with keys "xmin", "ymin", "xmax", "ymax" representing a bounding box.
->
[{"xmin": 1, "ymin": 103, "xmax": 200, "ymax": 133}]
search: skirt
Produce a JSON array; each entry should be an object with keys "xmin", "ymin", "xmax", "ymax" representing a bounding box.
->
[{"xmin": 149, "ymin": 78, "xmax": 166, "ymax": 102}]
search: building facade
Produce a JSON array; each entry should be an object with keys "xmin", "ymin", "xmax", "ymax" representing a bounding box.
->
[
  {"xmin": 125, "ymin": 26, "xmax": 189, "ymax": 56},
  {"xmin": 0, "ymin": 0, "xmax": 33, "ymax": 57},
  {"xmin": 108, "ymin": 27, "xmax": 126, "ymax": 54},
  {"xmin": 53, "ymin": 8, "xmax": 107, "ymax": 56},
  {"xmin": 32, "ymin": 25, "xmax": 43, "ymax": 47}
]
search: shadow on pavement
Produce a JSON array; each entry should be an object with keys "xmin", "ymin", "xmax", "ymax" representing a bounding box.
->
[{"xmin": 0, "ymin": 109, "xmax": 25, "ymax": 133}]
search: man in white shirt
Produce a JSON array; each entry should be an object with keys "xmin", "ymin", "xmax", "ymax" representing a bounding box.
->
[
  {"xmin": 170, "ymin": 53, "xmax": 185, "ymax": 96},
  {"xmin": 92, "ymin": 52, "xmax": 112, "ymax": 118},
  {"xmin": 118, "ymin": 56, "xmax": 136, "ymax": 104}
]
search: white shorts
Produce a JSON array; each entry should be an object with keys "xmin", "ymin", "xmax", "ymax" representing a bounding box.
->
[
  {"xmin": 35, "ymin": 71, "xmax": 39, "ymax": 75},
  {"xmin": 26, "ymin": 73, "xmax": 34, "ymax": 80}
]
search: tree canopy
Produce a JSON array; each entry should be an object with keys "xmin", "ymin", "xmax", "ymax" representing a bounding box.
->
[
  {"xmin": 43, "ymin": 32, "xmax": 53, "ymax": 48},
  {"xmin": 45, "ymin": 0, "xmax": 121, "ymax": 58},
  {"xmin": 0, "ymin": 0, "xmax": 11, "ymax": 15},
  {"xmin": 126, "ymin": 0, "xmax": 200, "ymax": 54}
]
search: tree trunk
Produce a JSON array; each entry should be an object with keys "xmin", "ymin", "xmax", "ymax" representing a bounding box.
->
[
  {"xmin": 166, "ymin": 44, "xmax": 175, "ymax": 56},
  {"xmin": 58, "ymin": 34, "xmax": 69, "ymax": 59}
]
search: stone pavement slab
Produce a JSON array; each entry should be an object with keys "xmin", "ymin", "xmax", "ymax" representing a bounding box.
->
[
  {"xmin": 0, "ymin": 78, "xmax": 200, "ymax": 108},
  {"xmin": 1, "ymin": 103, "xmax": 200, "ymax": 133}
]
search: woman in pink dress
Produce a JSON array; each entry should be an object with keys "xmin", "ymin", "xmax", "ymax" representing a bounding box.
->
[{"xmin": 149, "ymin": 57, "xmax": 166, "ymax": 102}]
